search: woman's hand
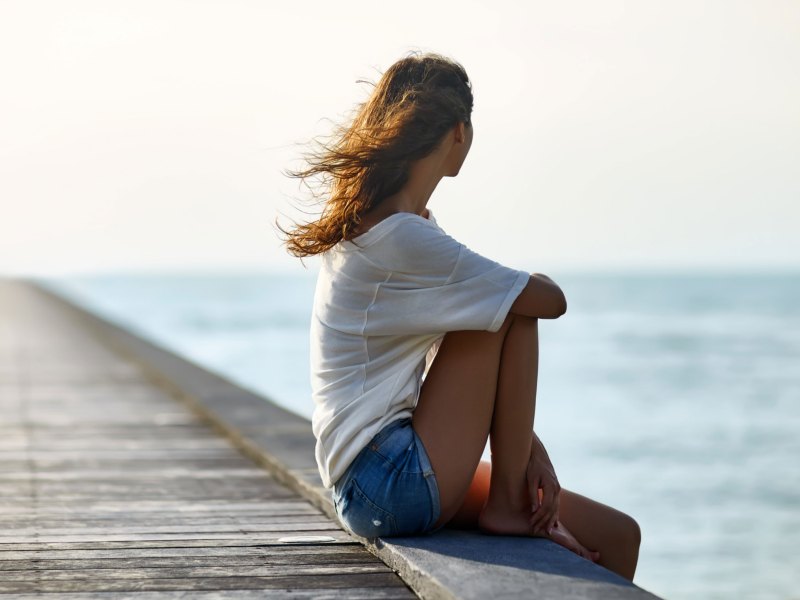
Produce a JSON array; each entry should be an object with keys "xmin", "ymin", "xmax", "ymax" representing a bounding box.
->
[{"xmin": 527, "ymin": 432, "xmax": 561, "ymax": 536}]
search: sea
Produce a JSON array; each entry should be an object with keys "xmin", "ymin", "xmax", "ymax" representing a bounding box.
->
[{"xmin": 40, "ymin": 270, "xmax": 800, "ymax": 600}]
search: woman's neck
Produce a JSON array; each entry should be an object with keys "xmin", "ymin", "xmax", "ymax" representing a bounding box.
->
[
  {"xmin": 377, "ymin": 142, "xmax": 449, "ymax": 216},
  {"xmin": 355, "ymin": 136, "xmax": 451, "ymax": 235}
]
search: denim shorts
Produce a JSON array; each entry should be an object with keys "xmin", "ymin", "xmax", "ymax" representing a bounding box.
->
[{"xmin": 331, "ymin": 417, "xmax": 443, "ymax": 538}]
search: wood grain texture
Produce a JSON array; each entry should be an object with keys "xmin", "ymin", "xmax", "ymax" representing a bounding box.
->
[{"xmin": 0, "ymin": 280, "xmax": 414, "ymax": 598}]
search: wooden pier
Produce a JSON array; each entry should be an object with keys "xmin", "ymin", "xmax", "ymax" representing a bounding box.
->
[
  {"xmin": 1, "ymin": 278, "xmax": 663, "ymax": 600},
  {"xmin": 0, "ymin": 279, "xmax": 414, "ymax": 598}
]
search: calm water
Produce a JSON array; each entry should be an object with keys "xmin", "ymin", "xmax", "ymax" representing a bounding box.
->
[{"xmin": 41, "ymin": 270, "xmax": 800, "ymax": 600}]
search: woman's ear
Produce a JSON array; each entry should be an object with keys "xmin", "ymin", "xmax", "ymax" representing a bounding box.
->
[{"xmin": 454, "ymin": 121, "xmax": 466, "ymax": 144}]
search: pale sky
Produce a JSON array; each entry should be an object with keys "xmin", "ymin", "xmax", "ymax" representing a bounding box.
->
[{"xmin": 2, "ymin": 0, "xmax": 798, "ymax": 276}]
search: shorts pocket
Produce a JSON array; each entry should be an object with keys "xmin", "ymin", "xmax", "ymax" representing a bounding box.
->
[{"xmin": 338, "ymin": 478, "xmax": 397, "ymax": 539}]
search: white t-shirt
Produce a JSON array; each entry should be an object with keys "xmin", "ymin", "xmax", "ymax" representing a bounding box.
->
[{"xmin": 310, "ymin": 209, "xmax": 530, "ymax": 489}]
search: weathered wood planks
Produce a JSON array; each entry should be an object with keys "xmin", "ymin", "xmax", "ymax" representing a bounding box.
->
[{"xmin": 0, "ymin": 279, "xmax": 414, "ymax": 598}]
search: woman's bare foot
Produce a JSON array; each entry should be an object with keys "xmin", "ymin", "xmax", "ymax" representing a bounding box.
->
[
  {"xmin": 547, "ymin": 520, "xmax": 601, "ymax": 563},
  {"xmin": 478, "ymin": 502, "xmax": 600, "ymax": 563},
  {"xmin": 478, "ymin": 500, "xmax": 541, "ymax": 536}
]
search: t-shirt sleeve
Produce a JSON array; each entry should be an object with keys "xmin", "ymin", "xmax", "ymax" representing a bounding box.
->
[{"xmin": 364, "ymin": 216, "xmax": 530, "ymax": 335}]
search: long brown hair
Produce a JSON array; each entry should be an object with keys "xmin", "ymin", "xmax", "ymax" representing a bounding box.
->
[{"xmin": 279, "ymin": 52, "xmax": 473, "ymax": 257}]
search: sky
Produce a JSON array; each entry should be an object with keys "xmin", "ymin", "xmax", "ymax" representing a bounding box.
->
[{"xmin": 1, "ymin": 0, "xmax": 798, "ymax": 276}]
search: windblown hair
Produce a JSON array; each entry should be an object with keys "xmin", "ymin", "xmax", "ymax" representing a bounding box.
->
[{"xmin": 279, "ymin": 52, "xmax": 473, "ymax": 257}]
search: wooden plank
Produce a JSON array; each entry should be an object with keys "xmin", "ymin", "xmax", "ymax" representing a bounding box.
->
[
  {"xmin": 3, "ymin": 556, "xmax": 383, "ymax": 574},
  {"xmin": 0, "ymin": 562, "xmax": 393, "ymax": 582},
  {"xmin": 0, "ymin": 469, "xmax": 273, "ymax": 480},
  {"xmin": 0, "ymin": 523, "xmax": 345, "ymax": 543},
  {"xmin": 0, "ymin": 438, "xmax": 243, "ymax": 447},
  {"xmin": 0, "ymin": 492, "xmax": 302, "ymax": 503},
  {"xmin": 0, "ymin": 449, "xmax": 248, "ymax": 459},
  {"xmin": 0, "ymin": 532, "xmax": 358, "ymax": 551},
  {"xmin": 0, "ymin": 513, "xmax": 327, "ymax": 527},
  {"xmin": 0, "ymin": 516, "xmax": 335, "ymax": 535},
  {"xmin": 0, "ymin": 508, "xmax": 323, "ymax": 524},
  {"xmin": 0, "ymin": 572, "xmax": 409, "ymax": 593},
  {"xmin": 1, "ymin": 589, "xmax": 415, "ymax": 599},
  {"xmin": 0, "ymin": 479, "xmax": 298, "ymax": 492},
  {"xmin": 0, "ymin": 544, "xmax": 368, "ymax": 563},
  {"xmin": 0, "ymin": 500, "xmax": 309, "ymax": 511},
  {"xmin": 0, "ymin": 461, "xmax": 274, "ymax": 474},
  {"xmin": 0, "ymin": 500, "xmax": 319, "ymax": 514}
]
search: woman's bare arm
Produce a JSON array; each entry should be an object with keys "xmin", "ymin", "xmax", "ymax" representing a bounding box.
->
[{"xmin": 509, "ymin": 273, "xmax": 567, "ymax": 319}]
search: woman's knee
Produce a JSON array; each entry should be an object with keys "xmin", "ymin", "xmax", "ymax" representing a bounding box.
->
[
  {"xmin": 512, "ymin": 313, "xmax": 538, "ymax": 329},
  {"xmin": 626, "ymin": 515, "xmax": 642, "ymax": 548},
  {"xmin": 498, "ymin": 311, "xmax": 537, "ymax": 334},
  {"xmin": 615, "ymin": 513, "xmax": 642, "ymax": 550},
  {"xmin": 437, "ymin": 312, "xmax": 535, "ymax": 346},
  {"xmin": 501, "ymin": 313, "xmax": 538, "ymax": 345}
]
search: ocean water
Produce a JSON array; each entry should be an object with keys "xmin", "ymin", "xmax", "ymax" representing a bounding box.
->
[{"xmin": 41, "ymin": 270, "xmax": 800, "ymax": 600}]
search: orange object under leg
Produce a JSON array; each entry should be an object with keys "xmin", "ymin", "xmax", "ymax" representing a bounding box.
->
[{"xmin": 445, "ymin": 460, "xmax": 492, "ymax": 529}]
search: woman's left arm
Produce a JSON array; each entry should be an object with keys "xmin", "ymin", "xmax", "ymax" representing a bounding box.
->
[{"xmin": 527, "ymin": 431, "xmax": 561, "ymax": 535}]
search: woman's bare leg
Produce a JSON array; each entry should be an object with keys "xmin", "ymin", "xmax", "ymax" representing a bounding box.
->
[
  {"xmin": 412, "ymin": 313, "xmax": 540, "ymax": 529},
  {"xmin": 447, "ymin": 460, "xmax": 641, "ymax": 582},
  {"xmin": 478, "ymin": 314, "xmax": 540, "ymax": 534},
  {"xmin": 413, "ymin": 311, "xmax": 640, "ymax": 581},
  {"xmin": 557, "ymin": 488, "xmax": 641, "ymax": 581}
]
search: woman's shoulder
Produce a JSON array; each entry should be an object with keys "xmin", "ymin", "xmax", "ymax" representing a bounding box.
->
[
  {"xmin": 368, "ymin": 215, "xmax": 464, "ymax": 277},
  {"xmin": 343, "ymin": 211, "xmax": 441, "ymax": 250},
  {"xmin": 328, "ymin": 210, "xmax": 463, "ymax": 278}
]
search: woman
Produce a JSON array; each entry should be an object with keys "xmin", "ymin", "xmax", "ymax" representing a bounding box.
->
[{"xmin": 282, "ymin": 52, "xmax": 640, "ymax": 581}]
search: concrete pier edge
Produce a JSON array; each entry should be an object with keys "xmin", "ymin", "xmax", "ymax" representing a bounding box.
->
[{"xmin": 30, "ymin": 279, "xmax": 663, "ymax": 600}]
